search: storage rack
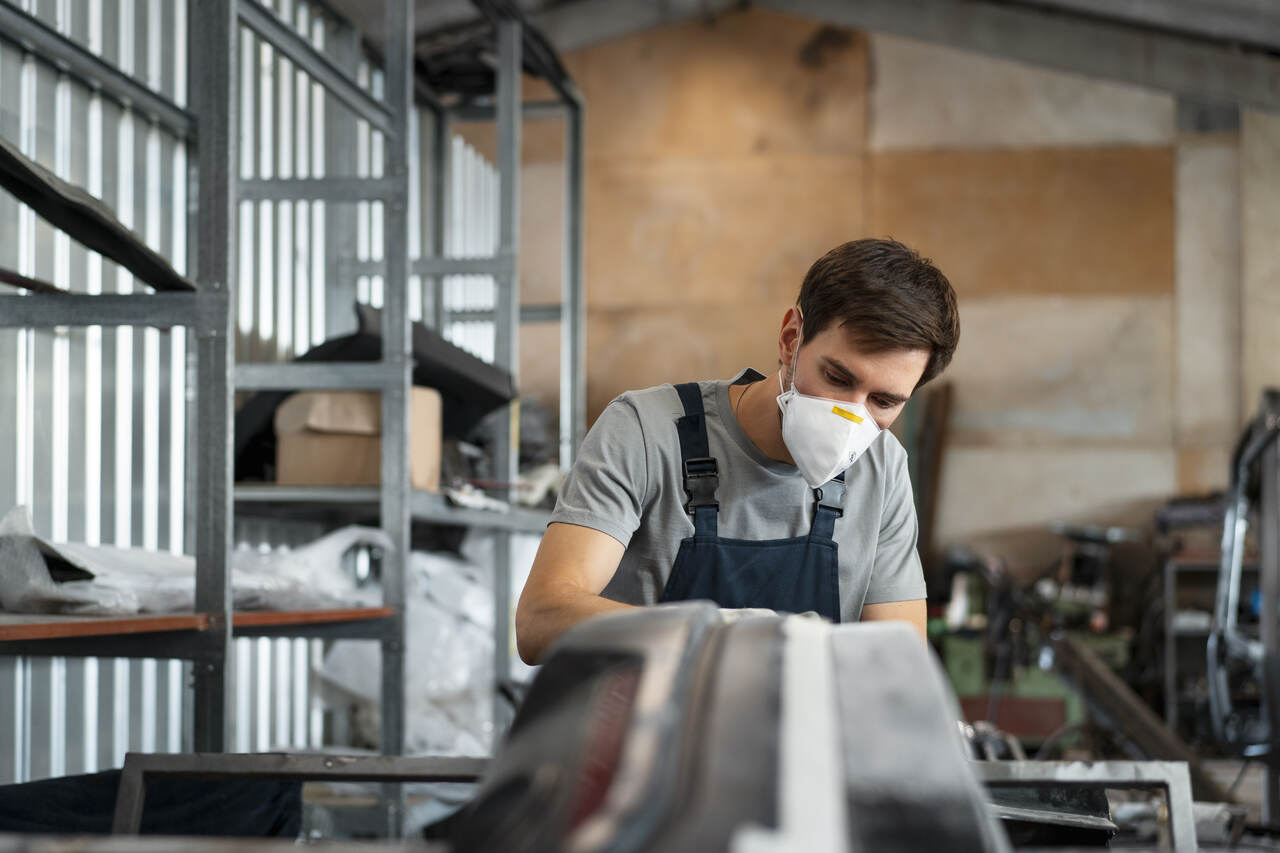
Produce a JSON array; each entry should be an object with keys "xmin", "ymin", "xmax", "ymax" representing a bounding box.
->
[{"xmin": 0, "ymin": 0, "xmax": 586, "ymax": 807}]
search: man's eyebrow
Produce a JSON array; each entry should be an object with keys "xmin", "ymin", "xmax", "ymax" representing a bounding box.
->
[{"xmin": 821, "ymin": 356, "xmax": 910, "ymax": 405}]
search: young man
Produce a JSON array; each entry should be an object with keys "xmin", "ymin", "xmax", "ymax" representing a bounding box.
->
[{"xmin": 516, "ymin": 238, "xmax": 959, "ymax": 664}]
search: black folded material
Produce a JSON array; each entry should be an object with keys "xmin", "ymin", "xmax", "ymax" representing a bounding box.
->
[
  {"xmin": 0, "ymin": 769, "xmax": 301, "ymax": 836},
  {"xmin": 235, "ymin": 303, "xmax": 516, "ymax": 482},
  {"xmin": 0, "ymin": 134, "xmax": 195, "ymax": 293}
]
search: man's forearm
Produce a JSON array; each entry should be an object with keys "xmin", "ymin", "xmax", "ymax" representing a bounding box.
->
[{"xmin": 515, "ymin": 583, "xmax": 637, "ymax": 664}]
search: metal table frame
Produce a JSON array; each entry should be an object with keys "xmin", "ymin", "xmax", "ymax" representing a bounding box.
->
[
  {"xmin": 976, "ymin": 760, "xmax": 1197, "ymax": 851},
  {"xmin": 111, "ymin": 751, "xmax": 489, "ymax": 835}
]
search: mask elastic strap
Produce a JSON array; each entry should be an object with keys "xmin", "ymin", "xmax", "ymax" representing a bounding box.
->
[{"xmin": 785, "ymin": 307, "xmax": 803, "ymax": 394}]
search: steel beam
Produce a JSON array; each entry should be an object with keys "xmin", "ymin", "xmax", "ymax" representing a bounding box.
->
[
  {"xmin": 381, "ymin": 0, "xmax": 415, "ymax": 837},
  {"xmin": 758, "ymin": 0, "xmax": 1280, "ymax": 114},
  {"xmin": 112, "ymin": 752, "xmax": 488, "ymax": 834},
  {"xmin": 233, "ymin": 361, "xmax": 399, "ymax": 391},
  {"xmin": 1018, "ymin": 0, "xmax": 1280, "ymax": 52},
  {"xmin": 0, "ymin": 2, "xmax": 196, "ymax": 140},
  {"xmin": 191, "ymin": 0, "xmax": 238, "ymax": 756},
  {"xmin": 562, "ymin": 96, "xmax": 585, "ymax": 469},
  {"xmin": 977, "ymin": 760, "xmax": 1197, "ymax": 852},
  {"xmin": 0, "ymin": 292, "xmax": 224, "ymax": 329},
  {"xmin": 237, "ymin": 177, "xmax": 401, "ymax": 202},
  {"xmin": 447, "ymin": 100, "xmax": 568, "ymax": 121},
  {"xmin": 238, "ymin": 0, "xmax": 394, "ymax": 134},
  {"xmin": 531, "ymin": 0, "xmax": 742, "ymax": 53}
]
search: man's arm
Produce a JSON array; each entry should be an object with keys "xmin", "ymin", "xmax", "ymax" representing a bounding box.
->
[
  {"xmin": 861, "ymin": 599, "xmax": 927, "ymax": 644},
  {"xmin": 515, "ymin": 522, "xmax": 636, "ymax": 664}
]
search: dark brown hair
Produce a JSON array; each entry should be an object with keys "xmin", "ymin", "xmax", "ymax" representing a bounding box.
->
[{"xmin": 797, "ymin": 238, "xmax": 959, "ymax": 387}]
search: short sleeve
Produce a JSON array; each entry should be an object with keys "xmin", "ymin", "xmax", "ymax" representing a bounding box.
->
[
  {"xmin": 548, "ymin": 397, "xmax": 650, "ymax": 547},
  {"xmin": 862, "ymin": 447, "xmax": 927, "ymax": 605}
]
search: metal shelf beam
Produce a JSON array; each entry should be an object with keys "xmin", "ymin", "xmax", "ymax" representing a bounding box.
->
[
  {"xmin": 238, "ymin": 177, "xmax": 402, "ymax": 202},
  {"xmin": 234, "ymin": 362, "xmax": 400, "ymax": 391},
  {"xmin": 0, "ymin": 292, "xmax": 224, "ymax": 329}
]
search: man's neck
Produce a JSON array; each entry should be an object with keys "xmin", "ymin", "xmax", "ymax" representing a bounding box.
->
[{"xmin": 734, "ymin": 372, "xmax": 795, "ymax": 465}]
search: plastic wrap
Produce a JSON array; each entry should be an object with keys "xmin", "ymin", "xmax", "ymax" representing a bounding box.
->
[
  {"xmin": 0, "ymin": 505, "xmax": 389, "ymax": 615},
  {"xmin": 321, "ymin": 548, "xmax": 496, "ymax": 756}
]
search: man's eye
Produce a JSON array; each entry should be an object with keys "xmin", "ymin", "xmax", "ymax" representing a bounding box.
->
[
  {"xmin": 871, "ymin": 397, "xmax": 896, "ymax": 409},
  {"xmin": 824, "ymin": 371, "xmax": 847, "ymax": 386}
]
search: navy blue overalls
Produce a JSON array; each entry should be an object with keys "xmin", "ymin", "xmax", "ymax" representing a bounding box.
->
[{"xmin": 658, "ymin": 382, "xmax": 845, "ymax": 621}]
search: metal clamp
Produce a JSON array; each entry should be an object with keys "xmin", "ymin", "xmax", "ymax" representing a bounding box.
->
[{"xmin": 682, "ymin": 457, "xmax": 719, "ymax": 515}]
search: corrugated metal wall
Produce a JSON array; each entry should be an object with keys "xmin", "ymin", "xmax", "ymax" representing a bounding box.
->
[{"xmin": 0, "ymin": 0, "xmax": 502, "ymax": 784}]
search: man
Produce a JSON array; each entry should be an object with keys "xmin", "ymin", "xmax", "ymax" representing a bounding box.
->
[{"xmin": 516, "ymin": 238, "xmax": 959, "ymax": 664}]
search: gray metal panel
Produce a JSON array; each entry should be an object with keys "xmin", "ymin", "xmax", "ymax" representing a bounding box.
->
[
  {"xmin": 238, "ymin": 0, "xmax": 393, "ymax": 134},
  {"xmin": 1017, "ymin": 0, "xmax": 1280, "ymax": 52},
  {"xmin": 759, "ymin": 0, "xmax": 1280, "ymax": 114},
  {"xmin": 0, "ymin": 1, "xmax": 195, "ymax": 140},
  {"xmin": 190, "ymin": 0, "xmax": 237, "ymax": 754}
]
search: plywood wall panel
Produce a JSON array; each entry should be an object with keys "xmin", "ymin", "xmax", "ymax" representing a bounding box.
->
[
  {"xmin": 585, "ymin": 154, "xmax": 866, "ymax": 311},
  {"xmin": 567, "ymin": 8, "xmax": 868, "ymax": 160},
  {"xmin": 936, "ymin": 446, "xmax": 1177, "ymax": 544},
  {"xmin": 869, "ymin": 147, "xmax": 1175, "ymax": 297},
  {"xmin": 585, "ymin": 304, "xmax": 786, "ymax": 421},
  {"xmin": 945, "ymin": 295, "xmax": 1174, "ymax": 446},
  {"xmin": 869, "ymin": 34, "xmax": 1175, "ymax": 150}
]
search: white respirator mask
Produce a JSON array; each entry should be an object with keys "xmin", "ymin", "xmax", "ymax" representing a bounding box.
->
[{"xmin": 776, "ymin": 326, "xmax": 883, "ymax": 488}]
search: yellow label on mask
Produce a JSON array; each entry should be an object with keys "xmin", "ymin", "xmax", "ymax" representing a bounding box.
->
[{"xmin": 831, "ymin": 406, "xmax": 864, "ymax": 424}]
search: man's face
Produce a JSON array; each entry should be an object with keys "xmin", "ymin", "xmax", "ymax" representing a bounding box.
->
[{"xmin": 779, "ymin": 309, "xmax": 929, "ymax": 430}]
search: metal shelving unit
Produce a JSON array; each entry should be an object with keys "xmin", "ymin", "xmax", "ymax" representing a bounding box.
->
[{"xmin": 0, "ymin": 0, "xmax": 584, "ymax": 815}]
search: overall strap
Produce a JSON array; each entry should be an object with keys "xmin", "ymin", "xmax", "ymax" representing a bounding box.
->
[
  {"xmin": 674, "ymin": 382, "xmax": 718, "ymax": 537},
  {"xmin": 810, "ymin": 473, "xmax": 845, "ymax": 540}
]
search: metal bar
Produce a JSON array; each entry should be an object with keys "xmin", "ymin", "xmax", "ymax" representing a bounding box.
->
[
  {"xmin": 111, "ymin": 751, "xmax": 488, "ymax": 834},
  {"xmin": 191, "ymin": 0, "xmax": 237, "ymax": 755},
  {"xmin": 382, "ymin": 0, "xmax": 414, "ymax": 837},
  {"xmin": 562, "ymin": 96, "xmax": 585, "ymax": 469},
  {"xmin": 0, "ymin": 632, "xmax": 213, "ymax": 662},
  {"xmin": 977, "ymin": 760, "xmax": 1197, "ymax": 852},
  {"xmin": 0, "ymin": 2, "xmax": 196, "ymax": 140},
  {"xmin": 233, "ymin": 361, "xmax": 398, "ymax": 391},
  {"xmin": 447, "ymin": 100, "xmax": 567, "ymax": 122},
  {"xmin": 232, "ymin": 485, "xmax": 553, "ymax": 533},
  {"xmin": 0, "ymin": 292, "xmax": 223, "ymax": 329},
  {"xmin": 238, "ymin": 176, "xmax": 401, "ymax": 203},
  {"xmin": 491, "ymin": 17, "xmax": 523, "ymax": 745},
  {"xmin": 342, "ymin": 256, "xmax": 517, "ymax": 278},
  {"xmin": 1260, "ymin": 389, "xmax": 1280, "ymax": 822},
  {"xmin": 759, "ymin": 0, "xmax": 1280, "ymax": 114},
  {"xmin": 238, "ymin": 0, "xmax": 393, "ymax": 135},
  {"xmin": 233, "ymin": 618, "xmax": 398, "ymax": 642},
  {"xmin": 429, "ymin": 107, "xmax": 449, "ymax": 331},
  {"xmin": 383, "ymin": 303, "xmax": 562, "ymax": 323},
  {"xmin": 322, "ymin": 25, "xmax": 360, "ymax": 340}
]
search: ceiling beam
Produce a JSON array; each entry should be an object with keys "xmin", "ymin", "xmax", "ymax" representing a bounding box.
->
[
  {"xmin": 530, "ymin": 0, "xmax": 745, "ymax": 52},
  {"xmin": 757, "ymin": 0, "xmax": 1280, "ymax": 113}
]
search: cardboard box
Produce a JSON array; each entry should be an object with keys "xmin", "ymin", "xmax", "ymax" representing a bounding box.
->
[{"xmin": 274, "ymin": 388, "xmax": 442, "ymax": 491}]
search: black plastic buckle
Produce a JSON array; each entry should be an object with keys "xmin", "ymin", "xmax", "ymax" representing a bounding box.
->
[
  {"xmin": 682, "ymin": 456, "xmax": 719, "ymax": 515},
  {"xmin": 814, "ymin": 478, "xmax": 845, "ymax": 518}
]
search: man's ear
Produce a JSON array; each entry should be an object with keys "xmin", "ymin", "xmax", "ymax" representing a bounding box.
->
[{"xmin": 777, "ymin": 306, "xmax": 802, "ymax": 365}]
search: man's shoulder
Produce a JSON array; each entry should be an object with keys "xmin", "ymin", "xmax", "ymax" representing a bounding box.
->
[{"xmin": 608, "ymin": 380, "xmax": 716, "ymax": 420}]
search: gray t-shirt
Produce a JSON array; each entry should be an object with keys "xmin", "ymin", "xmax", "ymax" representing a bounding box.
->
[{"xmin": 549, "ymin": 369, "xmax": 927, "ymax": 621}]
